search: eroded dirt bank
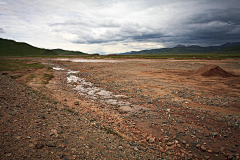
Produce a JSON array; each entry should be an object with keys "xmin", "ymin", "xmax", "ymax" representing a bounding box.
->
[{"xmin": 1, "ymin": 58, "xmax": 240, "ymax": 159}]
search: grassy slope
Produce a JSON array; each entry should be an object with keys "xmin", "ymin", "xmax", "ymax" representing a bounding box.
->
[
  {"xmin": 213, "ymin": 45, "xmax": 240, "ymax": 54},
  {"xmin": 116, "ymin": 45, "xmax": 240, "ymax": 59},
  {"xmin": 0, "ymin": 38, "xmax": 87, "ymax": 56},
  {"xmin": 122, "ymin": 44, "xmax": 240, "ymax": 56},
  {"xmin": 0, "ymin": 38, "xmax": 57, "ymax": 56},
  {"xmin": 52, "ymin": 49, "xmax": 86, "ymax": 56},
  {"xmin": 127, "ymin": 47, "xmax": 217, "ymax": 55}
]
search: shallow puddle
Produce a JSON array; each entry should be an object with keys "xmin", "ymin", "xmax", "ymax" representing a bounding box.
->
[{"xmin": 54, "ymin": 58, "xmax": 124, "ymax": 63}]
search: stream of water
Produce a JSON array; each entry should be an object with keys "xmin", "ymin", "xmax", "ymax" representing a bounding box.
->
[{"xmin": 52, "ymin": 67, "xmax": 148, "ymax": 113}]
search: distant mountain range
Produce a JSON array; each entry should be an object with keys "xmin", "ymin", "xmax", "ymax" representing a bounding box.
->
[
  {"xmin": 119, "ymin": 42, "xmax": 240, "ymax": 55},
  {"xmin": 0, "ymin": 38, "xmax": 87, "ymax": 56},
  {"xmin": 1, "ymin": 38, "xmax": 240, "ymax": 56}
]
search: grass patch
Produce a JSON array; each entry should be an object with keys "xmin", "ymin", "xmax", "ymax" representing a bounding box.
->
[
  {"xmin": 42, "ymin": 74, "xmax": 54, "ymax": 84},
  {"xmin": 64, "ymin": 109, "xmax": 79, "ymax": 115},
  {"xmin": 28, "ymin": 74, "xmax": 36, "ymax": 79},
  {"xmin": 0, "ymin": 59, "xmax": 54, "ymax": 86},
  {"xmin": 22, "ymin": 62, "xmax": 46, "ymax": 69},
  {"xmin": 100, "ymin": 126, "xmax": 122, "ymax": 138},
  {"xmin": 0, "ymin": 59, "xmax": 48, "ymax": 72}
]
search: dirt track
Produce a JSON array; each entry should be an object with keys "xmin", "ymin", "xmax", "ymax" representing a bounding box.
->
[{"xmin": 1, "ymin": 58, "xmax": 240, "ymax": 159}]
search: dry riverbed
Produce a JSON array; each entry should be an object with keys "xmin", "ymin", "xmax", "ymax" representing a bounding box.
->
[{"xmin": 1, "ymin": 58, "xmax": 240, "ymax": 160}]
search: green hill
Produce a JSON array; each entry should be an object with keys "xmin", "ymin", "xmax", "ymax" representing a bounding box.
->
[
  {"xmin": 0, "ymin": 38, "xmax": 87, "ymax": 56},
  {"xmin": 213, "ymin": 45, "xmax": 240, "ymax": 54},
  {"xmin": 0, "ymin": 38, "xmax": 57, "ymax": 56},
  {"xmin": 52, "ymin": 49, "xmax": 86, "ymax": 56}
]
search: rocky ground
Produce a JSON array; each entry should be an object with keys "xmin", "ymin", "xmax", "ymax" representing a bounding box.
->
[
  {"xmin": 1, "ymin": 58, "xmax": 240, "ymax": 160},
  {"xmin": 0, "ymin": 74, "xmax": 160, "ymax": 159}
]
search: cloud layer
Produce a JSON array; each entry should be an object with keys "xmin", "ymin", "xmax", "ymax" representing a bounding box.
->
[
  {"xmin": 1, "ymin": 0, "xmax": 240, "ymax": 54},
  {"xmin": 0, "ymin": 28, "xmax": 6, "ymax": 33}
]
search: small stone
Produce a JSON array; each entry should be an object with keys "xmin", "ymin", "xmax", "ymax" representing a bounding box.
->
[
  {"xmin": 182, "ymin": 140, "xmax": 186, "ymax": 144},
  {"xmin": 177, "ymin": 144, "xmax": 181, "ymax": 148},
  {"xmin": 49, "ymin": 132, "xmax": 55, "ymax": 136},
  {"xmin": 9, "ymin": 112, "xmax": 15, "ymax": 116},
  {"xmin": 212, "ymin": 132, "xmax": 218, "ymax": 136},
  {"xmin": 28, "ymin": 143, "xmax": 35, "ymax": 147},
  {"xmin": 221, "ymin": 147, "xmax": 225, "ymax": 152},
  {"xmin": 60, "ymin": 154, "xmax": 65, "ymax": 159},
  {"xmin": 167, "ymin": 145, "xmax": 176, "ymax": 150},
  {"xmin": 236, "ymin": 155, "xmax": 239, "ymax": 160},
  {"xmin": 148, "ymin": 138, "xmax": 155, "ymax": 143},
  {"xmin": 134, "ymin": 147, "xmax": 138, "ymax": 151},
  {"xmin": 228, "ymin": 155, "xmax": 233, "ymax": 159},
  {"xmin": 35, "ymin": 143, "xmax": 44, "ymax": 149},
  {"xmin": 6, "ymin": 153, "xmax": 12, "ymax": 157},
  {"xmin": 167, "ymin": 142, "xmax": 173, "ymax": 146},
  {"xmin": 229, "ymin": 148, "xmax": 237, "ymax": 152},
  {"xmin": 159, "ymin": 147, "xmax": 165, "ymax": 153},
  {"xmin": 16, "ymin": 136, "xmax": 21, "ymax": 140},
  {"xmin": 223, "ymin": 152, "xmax": 229, "ymax": 157},
  {"xmin": 207, "ymin": 150, "xmax": 212, "ymax": 153},
  {"xmin": 118, "ymin": 146, "xmax": 123, "ymax": 150},
  {"xmin": 46, "ymin": 143, "xmax": 56, "ymax": 147},
  {"xmin": 201, "ymin": 145, "xmax": 206, "ymax": 151},
  {"xmin": 196, "ymin": 144, "xmax": 201, "ymax": 148},
  {"xmin": 40, "ymin": 114, "xmax": 46, "ymax": 119},
  {"xmin": 74, "ymin": 101, "xmax": 79, "ymax": 105}
]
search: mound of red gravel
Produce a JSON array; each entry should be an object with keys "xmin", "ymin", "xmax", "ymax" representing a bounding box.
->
[{"xmin": 193, "ymin": 65, "xmax": 237, "ymax": 78}]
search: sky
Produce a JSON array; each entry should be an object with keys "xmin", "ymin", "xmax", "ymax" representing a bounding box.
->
[{"xmin": 0, "ymin": 0, "xmax": 240, "ymax": 54}]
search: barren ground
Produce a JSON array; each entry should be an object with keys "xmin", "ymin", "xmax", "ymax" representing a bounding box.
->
[{"xmin": 1, "ymin": 58, "xmax": 240, "ymax": 160}]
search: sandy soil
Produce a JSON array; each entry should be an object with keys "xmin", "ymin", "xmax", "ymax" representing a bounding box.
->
[{"xmin": 1, "ymin": 57, "xmax": 240, "ymax": 159}]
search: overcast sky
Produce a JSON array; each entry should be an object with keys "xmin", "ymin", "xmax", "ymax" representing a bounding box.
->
[{"xmin": 1, "ymin": 0, "xmax": 240, "ymax": 54}]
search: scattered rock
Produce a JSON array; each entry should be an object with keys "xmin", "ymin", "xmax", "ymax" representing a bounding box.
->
[
  {"xmin": 167, "ymin": 142, "xmax": 173, "ymax": 146},
  {"xmin": 207, "ymin": 150, "xmax": 212, "ymax": 153},
  {"xmin": 148, "ymin": 138, "xmax": 155, "ymax": 143},
  {"xmin": 46, "ymin": 143, "xmax": 56, "ymax": 147},
  {"xmin": 159, "ymin": 147, "xmax": 165, "ymax": 153},
  {"xmin": 74, "ymin": 101, "xmax": 80, "ymax": 105},
  {"xmin": 35, "ymin": 143, "xmax": 44, "ymax": 149},
  {"xmin": 201, "ymin": 145, "xmax": 206, "ymax": 151},
  {"xmin": 9, "ymin": 112, "xmax": 15, "ymax": 116},
  {"xmin": 229, "ymin": 148, "xmax": 237, "ymax": 152},
  {"xmin": 212, "ymin": 132, "xmax": 218, "ymax": 136},
  {"xmin": 196, "ymin": 144, "xmax": 201, "ymax": 148}
]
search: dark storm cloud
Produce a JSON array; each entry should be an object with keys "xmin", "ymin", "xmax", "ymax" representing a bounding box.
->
[
  {"xmin": 190, "ymin": 8, "xmax": 240, "ymax": 25},
  {"xmin": 52, "ymin": 2, "xmax": 240, "ymax": 47},
  {"xmin": 179, "ymin": 7, "xmax": 240, "ymax": 46},
  {"xmin": 2, "ymin": 0, "xmax": 240, "ymax": 54}
]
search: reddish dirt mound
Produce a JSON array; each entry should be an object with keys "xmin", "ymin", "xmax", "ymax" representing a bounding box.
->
[{"xmin": 193, "ymin": 65, "xmax": 236, "ymax": 77}]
